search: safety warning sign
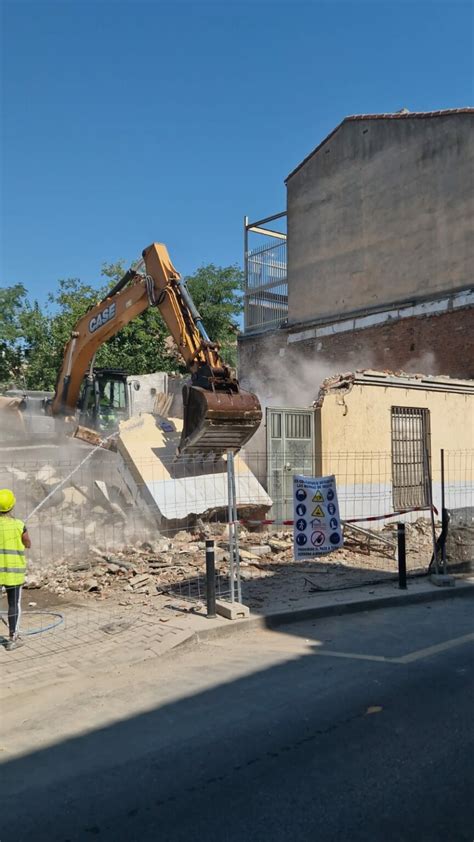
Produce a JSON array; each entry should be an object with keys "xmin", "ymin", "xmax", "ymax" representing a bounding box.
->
[{"xmin": 293, "ymin": 474, "xmax": 343, "ymax": 559}]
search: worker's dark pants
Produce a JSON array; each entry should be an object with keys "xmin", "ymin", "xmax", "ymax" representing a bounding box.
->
[{"xmin": 4, "ymin": 585, "xmax": 22, "ymax": 638}]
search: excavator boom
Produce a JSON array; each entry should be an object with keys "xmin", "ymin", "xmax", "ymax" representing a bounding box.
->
[{"xmin": 51, "ymin": 243, "xmax": 261, "ymax": 458}]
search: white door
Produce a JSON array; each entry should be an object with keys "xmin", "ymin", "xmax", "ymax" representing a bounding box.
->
[{"xmin": 267, "ymin": 408, "xmax": 315, "ymax": 522}]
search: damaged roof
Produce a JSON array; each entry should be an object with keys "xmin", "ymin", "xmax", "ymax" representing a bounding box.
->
[
  {"xmin": 286, "ymin": 108, "xmax": 474, "ymax": 182},
  {"xmin": 314, "ymin": 369, "xmax": 474, "ymax": 408}
]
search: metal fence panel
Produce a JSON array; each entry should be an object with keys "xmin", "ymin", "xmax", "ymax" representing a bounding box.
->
[
  {"xmin": 1, "ymin": 446, "xmax": 472, "ymax": 662},
  {"xmin": 444, "ymin": 449, "xmax": 474, "ymax": 570}
]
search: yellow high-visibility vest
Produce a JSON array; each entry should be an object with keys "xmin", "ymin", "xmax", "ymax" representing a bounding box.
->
[{"xmin": 0, "ymin": 516, "xmax": 26, "ymax": 586}]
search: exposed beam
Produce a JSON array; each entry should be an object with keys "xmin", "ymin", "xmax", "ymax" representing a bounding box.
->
[
  {"xmin": 247, "ymin": 226, "xmax": 287, "ymax": 240},
  {"xmin": 246, "ymin": 211, "xmax": 287, "ymax": 228}
]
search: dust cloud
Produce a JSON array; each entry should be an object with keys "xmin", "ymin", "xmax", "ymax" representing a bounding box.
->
[
  {"xmin": 402, "ymin": 350, "xmax": 439, "ymax": 376},
  {"xmin": 241, "ymin": 348, "xmax": 374, "ymax": 413},
  {"xmin": 241, "ymin": 345, "xmax": 442, "ymax": 416}
]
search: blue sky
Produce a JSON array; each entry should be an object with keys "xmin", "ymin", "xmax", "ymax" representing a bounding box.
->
[{"xmin": 1, "ymin": 0, "xmax": 473, "ymax": 302}]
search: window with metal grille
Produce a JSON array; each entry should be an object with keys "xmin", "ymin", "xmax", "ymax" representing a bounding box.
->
[
  {"xmin": 271, "ymin": 413, "xmax": 282, "ymax": 439},
  {"xmin": 391, "ymin": 407, "xmax": 431, "ymax": 510},
  {"xmin": 285, "ymin": 412, "xmax": 312, "ymax": 439}
]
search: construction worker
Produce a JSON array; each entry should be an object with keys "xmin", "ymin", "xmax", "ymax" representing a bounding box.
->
[{"xmin": 0, "ymin": 489, "xmax": 31, "ymax": 651}]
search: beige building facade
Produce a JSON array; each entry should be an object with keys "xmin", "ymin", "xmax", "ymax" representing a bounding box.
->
[{"xmin": 262, "ymin": 372, "xmax": 474, "ymax": 523}]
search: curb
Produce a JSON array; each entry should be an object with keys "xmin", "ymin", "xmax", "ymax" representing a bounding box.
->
[{"xmin": 181, "ymin": 580, "xmax": 474, "ymax": 649}]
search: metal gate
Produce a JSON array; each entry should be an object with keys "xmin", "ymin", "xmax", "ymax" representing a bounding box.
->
[{"xmin": 267, "ymin": 407, "xmax": 315, "ymax": 522}]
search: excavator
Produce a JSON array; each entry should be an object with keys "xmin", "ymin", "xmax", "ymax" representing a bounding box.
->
[{"xmin": 46, "ymin": 242, "xmax": 262, "ymax": 458}]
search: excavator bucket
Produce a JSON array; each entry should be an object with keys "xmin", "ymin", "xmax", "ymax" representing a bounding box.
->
[{"xmin": 178, "ymin": 385, "xmax": 262, "ymax": 459}]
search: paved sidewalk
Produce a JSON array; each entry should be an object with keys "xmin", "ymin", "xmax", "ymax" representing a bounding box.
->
[{"xmin": 1, "ymin": 576, "xmax": 473, "ymax": 698}]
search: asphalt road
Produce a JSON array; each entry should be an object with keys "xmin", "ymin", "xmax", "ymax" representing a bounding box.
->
[{"xmin": 1, "ymin": 596, "xmax": 474, "ymax": 841}]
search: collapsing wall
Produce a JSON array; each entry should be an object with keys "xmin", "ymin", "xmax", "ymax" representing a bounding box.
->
[{"xmin": 117, "ymin": 413, "xmax": 272, "ymax": 527}]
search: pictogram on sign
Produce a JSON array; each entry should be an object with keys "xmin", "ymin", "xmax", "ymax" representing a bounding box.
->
[{"xmin": 293, "ymin": 474, "xmax": 343, "ymax": 559}]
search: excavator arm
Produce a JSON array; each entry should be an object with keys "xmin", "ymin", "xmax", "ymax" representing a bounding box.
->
[{"xmin": 51, "ymin": 243, "xmax": 261, "ymax": 457}]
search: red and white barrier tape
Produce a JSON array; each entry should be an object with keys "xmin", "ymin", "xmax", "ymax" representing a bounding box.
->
[
  {"xmin": 240, "ymin": 505, "xmax": 438, "ymax": 528},
  {"xmin": 345, "ymin": 505, "xmax": 438, "ymax": 523}
]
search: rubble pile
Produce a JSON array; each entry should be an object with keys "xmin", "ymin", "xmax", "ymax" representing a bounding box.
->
[
  {"xmin": 24, "ymin": 517, "xmax": 436, "ymax": 602},
  {"xmin": 0, "ymin": 458, "xmax": 152, "ymax": 588}
]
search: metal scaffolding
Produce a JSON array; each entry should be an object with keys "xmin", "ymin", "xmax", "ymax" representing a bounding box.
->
[{"xmin": 243, "ymin": 212, "xmax": 288, "ymax": 333}]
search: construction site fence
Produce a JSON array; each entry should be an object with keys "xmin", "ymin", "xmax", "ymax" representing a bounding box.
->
[
  {"xmin": 0, "ymin": 446, "xmax": 470, "ymax": 670},
  {"xmin": 0, "ymin": 446, "xmax": 471, "ymax": 579}
]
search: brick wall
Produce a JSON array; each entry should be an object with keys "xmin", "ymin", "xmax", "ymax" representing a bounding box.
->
[{"xmin": 238, "ymin": 307, "xmax": 474, "ymax": 407}]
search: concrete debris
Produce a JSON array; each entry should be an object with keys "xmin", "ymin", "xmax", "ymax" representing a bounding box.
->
[
  {"xmin": 0, "ymin": 427, "xmax": 443, "ymax": 605},
  {"xmin": 0, "ymin": 409, "xmax": 273, "ymax": 592},
  {"xmin": 61, "ymin": 525, "xmax": 86, "ymax": 537},
  {"xmin": 173, "ymin": 530, "xmax": 193, "ymax": 543},
  {"xmin": 62, "ymin": 486, "xmax": 89, "ymax": 506},
  {"xmin": 24, "ymin": 577, "xmax": 42, "ymax": 589},
  {"xmin": 247, "ymin": 544, "xmax": 272, "ymax": 556},
  {"xmin": 239, "ymin": 549, "xmax": 261, "ymax": 561},
  {"xmin": 106, "ymin": 563, "xmax": 123, "ymax": 573},
  {"xmin": 129, "ymin": 574, "xmax": 152, "ymax": 589},
  {"xmin": 268, "ymin": 538, "xmax": 293, "ymax": 552},
  {"xmin": 69, "ymin": 561, "xmax": 92, "ymax": 573},
  {"xmin": 73, "ymin": 425, "xmax": 116, "ymax": 450},
  {"xmin": 35, "ymin": 465, "xmax": 58, "ymax": 483},
  {"xmin": 8, "ymin": 467, "xmax": 29, "ymax": 482},
  {"xmin": 82, "ymin": 578, "xmax": 100, "ymax": 592},
  {"xmin": 25, "ymin": 516, "xmax": 438, "ymax": 603},
  {"xmin": 313, "ymin": 372, "xmax": 355, "ymax": 408},
  {"xmin": 89, "ymin": 546, "xmax": 108, "ymax": 558},
  {"xmin": 37, "ymin": 476, "xmax": 65, "ymax": 505}
]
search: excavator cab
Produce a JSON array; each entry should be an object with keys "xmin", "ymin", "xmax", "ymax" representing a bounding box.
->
[{"xmin": 78, "ymin": 369, "xmax": 130, "ymax": 433}]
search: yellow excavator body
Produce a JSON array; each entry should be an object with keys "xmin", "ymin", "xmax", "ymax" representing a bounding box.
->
[{"xmin": 48, "ymin": 242, "xmax": 262, "ymax": 459}]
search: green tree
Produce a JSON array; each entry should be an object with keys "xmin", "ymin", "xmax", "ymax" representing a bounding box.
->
[
  {"xmin": 185, "ymin": 263, "xmax": 243, "ymax": 367},
  {"xmin": 0, "ymin": 284, "xmax": 27, "ymax": 386},
  {"xmin": 9, "ymin": 260, "xmax": 243, "ymax": 390},
  {"xmin": 97, "ymin": 261, "xmax": 182, "ymax": 375},
  {"xmin": 20, "ymin": 301, "xmax": 54, "ymax": 389},
  {"xmin": 96, "ymin": 261, "xmax": 243, "ymax": 373},
  {"xmin": 19, "ymin": 278, "xmax": 104, "ymax": 390}
]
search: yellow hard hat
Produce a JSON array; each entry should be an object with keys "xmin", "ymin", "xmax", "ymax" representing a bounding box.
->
[{"xmin": 0, "ymin": 489, "xmax": 16, "ymax": 513}]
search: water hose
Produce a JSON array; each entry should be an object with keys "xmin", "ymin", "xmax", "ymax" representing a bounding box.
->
[{"xmin": 0, "ymin": 610, "xmax": 64, "ymax": 636}]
